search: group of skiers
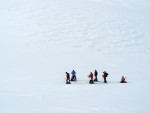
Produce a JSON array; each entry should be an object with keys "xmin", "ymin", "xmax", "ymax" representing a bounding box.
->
[
  {"xmin": 87, "ymin": 70, "xmax": 109, "ymax": 84},
  {"xmin": 65, "ymin": 70, "xmax": 127, "ymax": 84}
]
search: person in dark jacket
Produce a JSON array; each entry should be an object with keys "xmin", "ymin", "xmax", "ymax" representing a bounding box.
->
[
  {"xmin": 88, "ymin": 72, "xmax": 94, "ymax": 84},
  {"xmin": 66, "ymin": 72, "xmax": 71, "ymax": 84},
  {"xmin": 102, "ymin": 71, "xmax": 108, "ymax": 83},
  {"xmin": 94, "ymin": 70, "xmax": 98, "ymax": 82},
  {"xmin": 71, "ymin": 70, "xmax": 77, "ymax": 81}
]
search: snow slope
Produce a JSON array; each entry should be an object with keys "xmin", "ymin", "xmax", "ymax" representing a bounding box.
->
[{"xmin": 0, "ymin": 0, "xmax": 150, "ymax": 113}]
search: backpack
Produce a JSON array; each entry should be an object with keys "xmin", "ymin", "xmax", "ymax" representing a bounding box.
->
[
  {"xmin": 89, "ymin": 80, "xmax": 94, "ymax": 84},
  {"xmin": 66, "ymin": 79, "xmax": 71, "ymax": 84},
  {"xmin": 105, "ymin": 73, "xmax": 108, "ymax": 77}
]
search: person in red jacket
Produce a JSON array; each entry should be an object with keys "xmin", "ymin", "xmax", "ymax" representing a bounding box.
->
[
  {"xmin": 120, "ymin": 76, "xmax": 127, "ymax": 83},
  {"xmin": 102, "ymin": 71, "xmax": 108, "ymax": 83},
  {"xmin": 66, "ymin": 72, "xmax": 71, "ymax": 84},
  {"xmin": 88, "ymin": 72, "xmax": 94, "ymax": 84}
]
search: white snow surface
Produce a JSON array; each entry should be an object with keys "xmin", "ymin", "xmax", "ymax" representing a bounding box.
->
[{"xmin": 0, "ymin": 0, "xmax": 150, "ymax": 113}]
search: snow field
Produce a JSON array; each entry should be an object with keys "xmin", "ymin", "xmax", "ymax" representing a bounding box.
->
[{"xmin": 0, "ymin": 0, "xmax": 150, "ymax": 113}]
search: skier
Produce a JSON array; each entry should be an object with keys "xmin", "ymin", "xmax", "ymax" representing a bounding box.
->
[
  {"xmin": 120, "ymin": 76, "xmax": 127, "ymax": 83},
  {"xmin": 71, "ymin": 70, "xmax": 77, "ymax": 81},
  {"xmin": 94, "ymin": 69, "xmax": 98, "ymax": 82},
  {"xmin": 88, "ymin": 72, "xmax": 94, "ymax": 84},
  {"xmin": 66, "ymin": 72, "xmax": 71, "ymax": 84},
  {"xmin": 102, "ymin": 71, "xmax": 108, "ymax": 83}
]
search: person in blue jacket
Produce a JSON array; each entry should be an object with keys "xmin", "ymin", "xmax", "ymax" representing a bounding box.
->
[{"xmin": 71, "ymin": 70, "xmax": 77, "ymax": 81}]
